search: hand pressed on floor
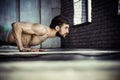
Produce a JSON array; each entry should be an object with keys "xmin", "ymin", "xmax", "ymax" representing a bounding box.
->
[{"xmin": 20, "ymin": 48, "xmax": 46, "ymax": 52}]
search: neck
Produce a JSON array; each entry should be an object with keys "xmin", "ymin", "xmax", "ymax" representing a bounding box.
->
[{"xmin": 46, "ymin": 27, "xmax": 57, "ymax": 37}]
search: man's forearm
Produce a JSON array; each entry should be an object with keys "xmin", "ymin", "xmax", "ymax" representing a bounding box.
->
[{"xmin": 12, "ymin": 23, "xmax": 24, "ymax": 50}]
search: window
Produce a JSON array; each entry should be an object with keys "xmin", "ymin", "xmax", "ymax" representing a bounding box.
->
[
  {"xmin": 118, "ymin": 0, "xmax": 120, "ymax": 15},
  {"xmin": 73, "ymin": 0, "xmax": 92, "ymax": 25}
]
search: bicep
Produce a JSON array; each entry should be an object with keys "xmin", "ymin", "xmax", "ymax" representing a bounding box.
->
[
  {"xmin": 21, "ymin": 23, "xmax": 46, "ymax": 35},
  {"xmin": 12, "ymin": 22, "xmax": 35, "ymax": 35},
  {"xmin": 21, "ymin": 25, "xmax": 36, "ymax": 35},
  {"xmin": 32, "ymin": 24, "xmax": 47, "ymax": 35}
]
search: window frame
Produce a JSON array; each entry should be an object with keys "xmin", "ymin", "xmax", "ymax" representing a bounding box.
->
[
  {"xmin": 73, "ymin": 0, "xmax": 92, "ymax": 26},
  {"xmin": 118, "ymin": 0, "xmax": 120, "ymax": 15}
]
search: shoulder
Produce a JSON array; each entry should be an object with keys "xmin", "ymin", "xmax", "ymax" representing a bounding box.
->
[{"xmin": 32, "ymin": 24, "xmax": 48, "ymax": 35}]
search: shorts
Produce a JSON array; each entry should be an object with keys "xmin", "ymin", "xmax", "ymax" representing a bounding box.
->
[{"xmin": 0, "ymin": 30, "xmax": 11, "ymax": 42}]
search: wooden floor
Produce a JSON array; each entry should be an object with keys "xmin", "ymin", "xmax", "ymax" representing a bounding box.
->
[
  {"xmin": 0, "ymin": 60, "xmax": 120, "ymax": 80},
  {"xmin": 0, "ymin": 48, "xmax": 120, "ymax": 80}
]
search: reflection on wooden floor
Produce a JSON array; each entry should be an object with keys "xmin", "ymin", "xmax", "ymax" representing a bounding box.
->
[
  {"xmin": 0, "ymin": 60, "xmax": 120, "ymax": 80},
  {"xmin": 0, "ymin": 48, "xmax": 120, "ymax": 80}
]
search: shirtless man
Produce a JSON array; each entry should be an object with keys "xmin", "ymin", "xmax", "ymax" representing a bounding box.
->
[{"xmin": 0, "ymin": 15, "xmax": 70, "ymax": 52}]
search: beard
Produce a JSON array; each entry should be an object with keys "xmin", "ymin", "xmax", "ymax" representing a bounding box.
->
[{"xmin": 56, "ymin": 32, "xmax": 65, "ymax": 39}]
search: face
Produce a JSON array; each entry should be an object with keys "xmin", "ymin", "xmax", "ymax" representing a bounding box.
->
[{"xmin": 56, "ymin": 23, "xmax": 69, "ymax": 38}]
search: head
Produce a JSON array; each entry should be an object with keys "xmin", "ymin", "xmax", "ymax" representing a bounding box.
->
[{"xmin": 50, "ymin": 15, "xmax": 70, "ymax": 38}]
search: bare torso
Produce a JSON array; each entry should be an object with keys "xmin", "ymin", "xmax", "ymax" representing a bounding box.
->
[{"xmin": 7, "ymin": 22, "xmax": 49, "ymax": 47}]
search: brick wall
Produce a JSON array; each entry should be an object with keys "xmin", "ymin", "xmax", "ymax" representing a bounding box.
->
[{"xmin": 61, "ymin": 0, "xmax": 120, "ymax": 49}]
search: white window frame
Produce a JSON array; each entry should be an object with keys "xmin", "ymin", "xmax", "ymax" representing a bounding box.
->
[
  {"xmin": 73, "ymin": 0, "xmax": 92, "ymax": 25},
  {"xmin": 118, "ymin": 0, "xmax": 120, "ymax": 15}
]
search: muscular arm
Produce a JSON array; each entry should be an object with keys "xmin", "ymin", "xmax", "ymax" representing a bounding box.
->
[
  {"xmin": 12, "ymin": 22, "xmax": 46, "ymax": 52},
  {"xmin": 12, "ymin": 22, "xmax": 24, "ymax": 51}
]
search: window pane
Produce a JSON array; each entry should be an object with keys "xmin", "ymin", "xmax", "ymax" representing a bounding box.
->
[
  {"xmin": 73, "ymin": 0, "xmax": 92, "ymax": 25},
  {"xmin": 74, "ymin": 0, "xmax": 80, "ymax": 3},
  {"xmin": 74, "ymin": 0, "xmax": 82, "ymax": 25}
]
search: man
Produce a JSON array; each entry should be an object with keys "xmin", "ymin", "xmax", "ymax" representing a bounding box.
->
[{"xmin": 0, "ymin": 15, "xmax": 70, "ymax": 52}]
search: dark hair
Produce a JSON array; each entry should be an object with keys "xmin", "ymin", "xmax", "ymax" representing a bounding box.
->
[{"xmin": 50, "ymin": 15, "xmax": 70, "ymax": 29}]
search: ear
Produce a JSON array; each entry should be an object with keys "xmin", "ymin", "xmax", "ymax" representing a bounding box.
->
[{"xmin": 55, "ymin": 26, "xmax": 60, "ymax": 31}]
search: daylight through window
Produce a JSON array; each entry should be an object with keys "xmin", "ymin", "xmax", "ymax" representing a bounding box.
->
[{"xmin": 73, "ymin": 0, "xmax": 92, "ymax": 25}]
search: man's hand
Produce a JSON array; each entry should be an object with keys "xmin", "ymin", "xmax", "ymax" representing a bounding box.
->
[
  {"xmin": 20, "ymin": 48, "xmax": 46, "ymax": 52},
  {"xmin": 19, "ymin": 48, "xmax": 31, "ymax": 52}
]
